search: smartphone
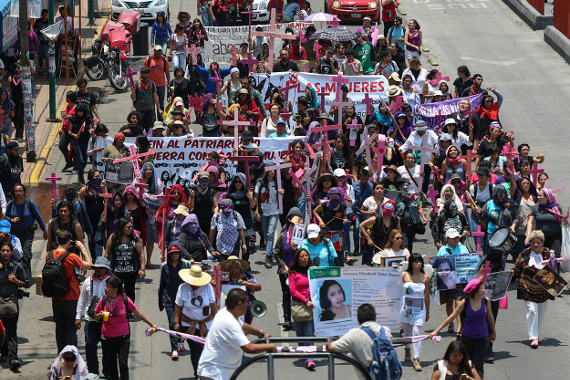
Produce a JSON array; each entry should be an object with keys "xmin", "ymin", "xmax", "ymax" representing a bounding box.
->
[
  {"xmin": 203, "ymin": 306, "xmax": 210, "ymax": 316},
  {"xmin": 70, "ymin": 240, "xmax": 76, "ymax": 246}
]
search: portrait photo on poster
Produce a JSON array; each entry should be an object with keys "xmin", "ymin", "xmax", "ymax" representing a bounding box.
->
[
  {"xmin": 432, "ymin": 256, "xmax": 457, "ymax": 291},
  {"xmin": 384, "ymin": 255, "xmax": 407, "ymax": 268},
  {"xmin": 484, "ymin": 272, "xmax": 512, "ymax": 301},
  {"xmin": 533, "ymin": 266, "xmax": 568, "ymax": 297},
  {"xmin": 404, "ymin": 297, "xmax": 424, "ymax": 319},
  {"xmin": 317, "ymin": 279, "xmax": 353, "ymax": 322}
]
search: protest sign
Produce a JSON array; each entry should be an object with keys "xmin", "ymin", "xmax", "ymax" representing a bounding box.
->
[
  {"xmin": 291, "ymin": 223, "xmax": 306, "ymax": 246},
  {"xmin": 454, "ymin": 253, "xmax": 482, "ymax": 284},
  {"xmin": 251, "ymin": 72, "xmax": 389, "ymax": 118},
  {"xmin": 308, "ymin": 266, "xmax": 402, "ymax": 336},
  {"xmin": 431, "ymin": 256, "xmax": 456, "ymax": 291},
  {"xmin": 104, "ymin": 160, "xmax": 134, "ymax": 185},
  {"xmin": 534, "ymin": 266, "xmax": 568, "ymax": 297},
  {"xmin": 96, "ymin": 136, "xmax": 295, "ymax": 186},
  {"xmin": 413, "ymin": 93, "xmax": 483, "ymax": 129},
  {"xmin": 484, "ymin": 272, "xmax": 511, "ymax": 301}
]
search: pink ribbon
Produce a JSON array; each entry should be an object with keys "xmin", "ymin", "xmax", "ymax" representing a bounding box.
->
[{"xmin": 145, "ymin": 327, "xmax": 206, "ymax": 344}]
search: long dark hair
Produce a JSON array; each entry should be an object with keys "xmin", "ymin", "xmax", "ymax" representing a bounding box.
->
[
  {"xmin": 442, "ymin": 341, "xmax": 474, "ymax": 376},
  {"xmin": 110, "ymin": 217, "xmax": 139, "ymax": 254},
  {"xmin": 111, "ymin": 192, "xmax": 126, "ymax": 219},
  {"xmin": 405, "ymin": 253, "xmax": 425, "ymax": 275},
  {"xmin": 288, "ymin": 248, "xmax": 313, "ymax": 273},
  {"xmin": 136, "ymin": 135, "xmax": 151, "ymax": 153},
  {"xmin": 334, "ymin": 134, "xmax": 354, "ymax": 169},
  {"xmin": 319, "ymin": 280, "xmax": 345, "ymax": 321}
]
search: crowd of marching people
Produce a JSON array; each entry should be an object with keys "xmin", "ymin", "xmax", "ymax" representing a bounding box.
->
[{"xmin": 0, "ymin": 2, "xmax": 566, "ymax": 380}]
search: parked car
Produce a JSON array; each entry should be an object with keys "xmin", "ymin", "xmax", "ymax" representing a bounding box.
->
[
  {"xmin": 111, "ymin": 0, "xmax": 170, "ymax": 22},
  {"xmin": 250, "ymin": 0, "xmax": 271, "ymax": 23},
  {"xmin": 325, "ymin": 0, "xmax": 379, "ymax": 22}
]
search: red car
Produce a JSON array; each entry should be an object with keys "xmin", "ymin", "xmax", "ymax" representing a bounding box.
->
[{"xmin": 325, "ymin": 0, "xmax": 380, "ymax": 22}]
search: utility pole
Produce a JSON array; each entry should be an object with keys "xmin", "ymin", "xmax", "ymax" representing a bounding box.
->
[
  {"xmin": 89, "ymin": 0, "xmax": 95, "ymax": 25},
  {"xmin": 48, "ymin": 1, "xmax": 57, "ymax": 121},
  {"xmin": 19, "ymin": 0, "xmax": 35, "ymax": 162}
]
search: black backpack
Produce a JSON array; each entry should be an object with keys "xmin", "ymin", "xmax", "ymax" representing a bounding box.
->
[{"xmin": 42, "ymin": 250, "xmax": 72, "ymax": 298}]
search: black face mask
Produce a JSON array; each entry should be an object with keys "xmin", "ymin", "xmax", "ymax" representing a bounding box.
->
[{"xmin": 66, "ymin": 189, "xmax": 77, "ymax": 203}]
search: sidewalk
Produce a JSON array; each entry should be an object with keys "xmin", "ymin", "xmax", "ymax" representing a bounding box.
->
[{"xmin": 26, "ymin": 0, "xmax": 110, "ymax": 221}]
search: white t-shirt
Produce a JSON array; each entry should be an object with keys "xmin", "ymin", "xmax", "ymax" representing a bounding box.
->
[
  {"xmin": 255, "ymin": 180, "xmax": 280, "ymax": 216},
  {"xmin": 398, "ymin": 165, "xmax": 421, "ymax": 194},
  {"xmin": 381, "ymin": 247, "xmax": 411, "ymax": 258},
  {"xmin": 469, "ymin": 182, "xmax": 492, "ymax": 204},
  {"xmin": 175, "ymin": 283, "xmax": 216, "ymax": 329},
  {"xmin": 198, "ymin": 307, "xmax": 251, "ymax": 380},
  {"xmin": 362, "ymin": 196, "xmax": 390, "ymax": 215}
]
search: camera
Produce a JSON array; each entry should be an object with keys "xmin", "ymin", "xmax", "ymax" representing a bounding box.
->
[{"xmin": 70, "ymin": 240, "xmax": 76, "ymax": 246}]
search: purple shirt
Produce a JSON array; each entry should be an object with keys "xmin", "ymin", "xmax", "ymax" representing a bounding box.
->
[{"xmin": 461, "ymin": 297, "xmax": 488, "ymax": 339}]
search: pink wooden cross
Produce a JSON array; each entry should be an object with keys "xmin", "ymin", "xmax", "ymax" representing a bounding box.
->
[
  {"xmin": 157, "ymin": 187, "xmax": 178, "ymax": 260},
  {"xmin": 330, "ymin": 71, "xmax": 349, "ymax": 101},
  {"xmin": 428, "ymin": 72, "xmax": 451, "ymax": 86},
  {"xmin": 435, "ymin": 110, "xmax": 444, "ymax": 132},
  {"xmin": 231, "ymin": 44, "xmax": 237, "ymax": 66},
  {"xmin": 465, "ymin": 150, "xmax": 480, "ymax": 181},
  {"xmin": 226, "ymin": 155, "xmax": 260, "ymax": 190},
  {"xmin": 372, "ymin": 134, "xmax": 387, "ymax": 173},
  {"xmin": 280, "ymin": 112, "xmax": 292, "ymax": 124},
  {"xmin": 278, "ymin": 80, "xmax": 297, "ymax": 102},
  {"xmin": 98, "ymin": 190, "xmax": 114, "ymax": 218},
  {"xmin": 211, "ymin": 70, "xmax": 224, "ymax": 98},
  {"xmin": 319, "ymin": 89, "xmax": 330, "ymax": 113},
  {"xmin": 45, "ymin": 173, "xmax": 62, "ymax": 202},
  {"xmin": 289, "ymin": 167, "xmax": 307, "ymax": 194},
  {"xmin": 241, "ymin": 9, "xmax": 261, "ymax": 39},
  {"xmin": 265, "ymin": 160, "xmax": 292, "ymax": 214},
  {"xmin": 306, "ymin": 143, "xmax": 316, "ymax": 160},
  {"xmin": 432, "ymin": 165, "xmax": 444, "ymax": 185},
  {"xmin": 382, "ymin": 98, "xmax": 405, "ymax": 141},
  {"xmin": 410, "ymin": 134, "xmax": 438, "ymax": 191},
  {"xmin": 301, "ymin": 160, "xmax": 317, "ymax": 220},
  {"xmin": 187, "ymin": 44, "xmax": 203, "ymax": 65},
  {"xmin": 426, "ymin": 185, "xmax": 439, "ymax": 213},
  {"xmin": 192, "ymin": 150, "xmax": 227, "ymax": 181},
  {"xmin": 312, "ymin": 122, "xmax": 342, "ymax": 136},
  {"xmin": 134, "ymin": 182, "xmax": 149, "ymax": 200},
  {"xmin": 370, "ymin": 25, "xmax": 380, "ymax": 47},
  {"xmin": 500, "ymin": 144, "xmax": 518, "ymax": 163},
  {"xmin": 355, "ymin": 133, "xmax": 378, "ymax": 170},
  {"xmin": 312, "ymin": 139, "xmax": 335, "ymax": 172},
  {"xmin": 329, "ymin": 98, "xmax": 354, "ymax": 125},
  {"xmin": 389, "ymin": 95, "xmax": 405, "ymax": 114},
  {"xmin": 124, "ymin": 67, "xmax": 137, "ymax": 89},
  {"xmin": 480, "ymin": 261, "xmax": 492, "ymax": 283},
  {"xmin": 242, "ymin": 52, "xmax": 259, "ymax": 73},
  {"xmin": 314, "ymin": 41, "xmax": 320, "ymax": 62},
  {"xmin": 251, "ymin": 9, "xmax": 279, "ymax": 70},
  {"xmin": 472, "ymin": 225, "xmax": 485, "ymax": 254},
  {"xmin": 544, "ymin": 178, "xmax": 566, "ymax": 195},
  {"xmin": 528, "ymin": 163, "xmax": 544, "ymax": 187},
  {"xmin": 217, "ymin": 107, "xmax": 256, "ymax": 161},
  {"xmin": 464, "ymin": 109, "xmax": 476, "ymax": 126},
  {"xmin": 362, "ymin": 93, "xmax": 373, "ymax": 116},
  {"xmin": 347, "ymin": 118, "xmax": 362, "ymax": 147},
  {"xmin": 112, "ymin": 145, "xmax": 155, "ymax": 181}
]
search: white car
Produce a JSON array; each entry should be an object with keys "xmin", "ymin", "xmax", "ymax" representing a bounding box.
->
[
  {"xmin": 249, "ymin": 0, "xmax": 270, "ymax": 23},
  {"xmin": 111, "ymin": 0, "xmax": 169, "ymax": 22}
]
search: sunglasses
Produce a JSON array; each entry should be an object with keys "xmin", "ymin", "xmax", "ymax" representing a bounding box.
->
[
  {"xmin": 322, "ymin": 178, "xmax": 332, "ymax": 182},
  {"xmin": 234, "ymin": 180, "xmax": 242, "ymax": 184},
  {"xmin": 394, "ymin": 237, "xmax": 403, "ymax": 240},
  {"xmin": 451, "ymin": 180, "xmax": 461, "ymax": 184},
  {"xmin": 485, "ymin": 100, "xmax": 493, "ymax": 103},
  {"xmin": 125, "ymin": 225, "xmax": 133, "ymax": 229}
]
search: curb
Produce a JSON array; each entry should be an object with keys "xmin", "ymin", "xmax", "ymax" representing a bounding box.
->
[
  {"xmin": 501, "ymin": 0, "xmax": 552, "ymax": 31},
  {"xmin": 544, "ymin": 26, "xmax": 570, "ymax": 65},
  {"xmin": 28, "ymin": 17, "xmax": 108, "ymax": 187}
]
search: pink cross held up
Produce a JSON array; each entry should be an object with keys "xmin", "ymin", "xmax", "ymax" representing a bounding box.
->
[
  {"xmin": 471, "ymin": 225, "xmax": 486, "ymax": 254},
  {"xmin": 311, "ymin": 139, "xmax": 335, "ymax": 172},
  {"xmin": 435, "ymin": 110, "xmax": 445, "ymax": 132},
  {"xmin": 231, "ymin": 44, "xmax": 237, "ymax": 66},
  {"xmin": 347, "ymin": 118, "xmax": 362, "ymax": 146},
  {"xmin": 528, "ymin": 163, "xmax": 544, "ymax": 187},
  {"xmin": 242, "ymin": 52, "xmax": 259, "ymax": 74},
  {"xmin": 500, "ymin": 144, "xmax": 518, "ymax": 163},
  {"xmin": 329, "ymin": 99, "xmax": 353, "ymax": 128},
  {"xmin": 226, "ymin": 155, "xmax": 260, "ymax": 190},
  {"xmin": 241, "ymin": 8, "xmax": 261, "ymax": 39},
  {"xmin": 278, "ymin": 80, "xmax": 297, "ymax": 102},
  {"xmin": 410, "ymin": 134, "xmax": 438, "ymax": 191},
  {"xmin": 347, "ymin": 59, "xmax": 361, "ymax": 75},
  {"xmin": 289, "ymin": 167, "xmax": 307, "ymax": 194},
  {"xmin": 464, "ymin": 109, "xmax": 476, "ymax": 126},
  {"xmin": 187, "ymin": 44, "xmax": 203, "ymax": 65},
  {"xmin": 134, "ymin": 182, "xmax": 149, "ymax": 200},
  {"xmin": 217, "ymin": 107, "xmax": 256, "ymax": 162},
  {"xmin": 211, "ymin": 70, "xmax": 224, "ymax": 98},
  {"xmin": 355, "ymin": 133, "xmax": 378, "ymax": 170},
  {"xmin": 465, "ymin": 150, "xmax": 479, "ymax": 181},
  {"xmin": 330, "ymin": 71, "xmax": 349, "ymax": 101},
  {"xmin": 389, "ymin": 96, "xmax": 405, "ymax": 114},
  {"xmin": 265, "ymin": 160, "xmax": 292, "ymax": 214},
  {"xmin": 124, "ymin": 67, "xmax": 137, "ymax": 90},
  {"xmin": 280, "ymin": 112, "xmax": 292, "ymax": 124},
  {"xmin": 192, "ymin": 150, "xmax": 228, "ymax": 181},
  {"xmin": 45, "ymin": 173, "xmax": 62, "ymax": 202},
  {"xmin": 382, "ymin": 98, "xmax": 405, "ymax": 141},
  {"xmin": 157, "ymin": 187, "xmax": 178, "ymax": 259},
  {"xmin": 302, "ymin": 160, "xmax": 317, "ymax": 220},
  {"xmin": 362, "ymin": 93, "xmax": 373, "ymax": 116},
  {"xmin": 480, "ymin": 261, "xmax": 492, "ymax": 283},
  {"xmin": 319, "ymin": 89, "xmax": 330, "ymax": 113},
  {"xmin": 432, "ymin": 165, "xmax": 444, "ymax": 185},
  {"xmin": 251, "ymin": 9, "xmax": 279, "ymax": 70},
  {"xmin": 98, "ymin": 190, "xmax": 114, "ymax": 218},
  {"xmin": 372, "ymin": 134, "xmax": 387, "ymax": 173},
  {"xmin": 426, "ymin": 185, "xmax": 439, "ymax": 214},
  {"xmin": 544, "ymin": 178, "xmax": 566, "ymax": 195},
  {"xmin": 112, "ymin": 145, "xmax": 155, "ymax": 181},
  {"xmin": 428, "ymin": 72, "xmax": 451, "ymax": 87}
]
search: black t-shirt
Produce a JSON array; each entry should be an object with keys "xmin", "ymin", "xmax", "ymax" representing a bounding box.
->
[
  {"xmin": 319, "ymin": 57, "xmax": 338, "ymax": 75},
  {"xmin": 320, "ymin": 203, "xmax": 347, "ymax": 232},
  {"xmin": 171, "ymin": 79, "xmax": 191, "ymax": 108},
  {"xmin": 392, "ymin": 50, "xmax": 406, "ymax": 75},
  {"xmin": 477, "ymin": 137, "xmax": 509, "ymax": 159},
  {"xmin": 35, "ymin": 19, "xmax": 50, "ymax": 45},
  {"xmin": 447, "ymin": 111, "xmax": 481, "ymax": 142},
  {"xmin": 272, "ymin": 60, "xmax": 299, "ymax": 72},
  {"xmin": 71, "ymin": 91, "xmax": 97, "ymax": 117},
  {"xmin": 119, "ymin": 124, "xmax": 144, "ymax": 137},
  {"xmin": 453, "ymin": 77, "xmax": 473, "ymax": 98}
]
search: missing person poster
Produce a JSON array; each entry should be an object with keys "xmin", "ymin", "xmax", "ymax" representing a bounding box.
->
[
  {"xmin": 308, "ymin": 267, "xmax": 402, "ymax": 337},
  {"xmin": 484, "ymin": 272, "xmax": 511, "ymax": 301},
  {"xmin": 534, "ymin": 266, "xmax": 568, "ymax": 297},
  {"xmin": 454, "ymin": 253, "xmax": 482, "ymax": 284},
  {"xmin": 431, "ymin": 256, "xmax": 457, "ymax": 291}
]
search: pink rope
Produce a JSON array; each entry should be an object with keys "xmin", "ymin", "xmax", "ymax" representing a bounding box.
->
[{"xmin": 145, "ymin": 327, "xmax": 206, "ymax": 344}]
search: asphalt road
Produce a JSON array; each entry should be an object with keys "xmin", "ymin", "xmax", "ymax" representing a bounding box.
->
[{"xmin": 5, "ymin": 0, "xmax": 570, "ymax": 378}]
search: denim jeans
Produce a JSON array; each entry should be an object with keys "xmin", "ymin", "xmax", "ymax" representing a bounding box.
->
[
  {"xmin": 459, "ymin": 335, "xmax": 489, "ymax": 380},
  {"xmin": 156, "ymin": 86, "xmax": 166, "ymax": 121},
  {"xmin": 296, "ymin": 186, "xmax": 307, "ymax": 222},
  {"xmin": 172, "ymin": 53, "xmax": 186, "ymax": 70},
  {"xmin": 201, "ymin": 5, "xmax": 213, "ymax": 26},
  {"xmin": 353, "ymin": 213, "xmax": 366, "ymax": 253},
  {"xmin": 85, "ymin": 321, "xmax": 110, "ymax": 377},
  {"xmin": 293, "ymin": 320, "xmax": 314, "ymax": 362},
  {"xmin": 401, "ymin": 223, "xmax": 416, "ymax": 253},
  {"xmin": 261, "ymin": 214, "xmax": 279, "ymax": 256},
  {"xmin": 13, "ymin": 229, "xmax": 34, "ymax": 281},
  {"xmin": 101, "ymin": 334, "xmax": 130, "ymax": 380},
  {"xmin": 190, "ymin": 82, "xmax": 204, "ymax": 98},
  {"xmin": 94, "ymin": 230, "xmax": 106, "ymax": 258},
  {"xmin": 52, "ymin": 300, "xmax": 78, "ymax": 354},
  {"xmin": 73, "ymin": 139, "xmax": 88, "ymax": 178},
  {"xmin": 343, "ymin": 217, "xmax": 352, "ymax": 255},
  {"xmin": 166, "ymin": 310, "xmax": 179, "ymax": 351},
  {"xmin": 155, "ymin": 38, "xmax": 169, "ymax": 54}
]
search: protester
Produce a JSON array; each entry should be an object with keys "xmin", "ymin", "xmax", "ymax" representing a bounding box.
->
[
  {"xmin": 150, "ymin": 11, "xmax": 172, "ymax": 53},
  {"xmin": 255, "ymin": 167, "xmax": 280, "ymax": 268},
  {"xmin": 47, "ymin": 345, "xmax": 90, "ymax": 380},
  {"xmin": 430, "ymin": 341, "xmax": 481, "ymax": 380},
  {"xmin": 359, "ymin": 199, "xmax": 400, "ymax": 265},
  {"xmin": 210, "ymin": 198, "xmax": 247, "ymax": 261},
  {"xmin": 525, "ymin": 188, "xmax": 568, "ymax": 257},
  {"xmin": 0, "ymin": 142, "xmax": 24, "ymax": 198}
]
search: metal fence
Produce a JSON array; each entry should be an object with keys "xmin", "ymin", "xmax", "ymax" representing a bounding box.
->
[
  {"xmin": 554, "ymin": 0, "xmax": 570, "ymax": 40},
  {"xmin": 527, "ymin": 0, "xmax": 545, "ymax": 15}
]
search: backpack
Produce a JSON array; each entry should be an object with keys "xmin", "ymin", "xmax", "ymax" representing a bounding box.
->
[
  {"xmin": 472, "ymin": 183, "xmax": 493, "ymax": 207},
  {"xmin": 101, "ymin": 294, "xmax": 130, "ymax": 332},
  {"xmin": 360, "ymin": 326, "xmax": 402, "ymax": 380},
  {"xmin": 42, "ymin": 250, "xmax": 72, "ymax": 298}
]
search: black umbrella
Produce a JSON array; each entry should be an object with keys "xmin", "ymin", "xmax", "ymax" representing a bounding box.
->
[{"xmin": 307, "ymin": 27, "xmax": 354, "ymax": 42}]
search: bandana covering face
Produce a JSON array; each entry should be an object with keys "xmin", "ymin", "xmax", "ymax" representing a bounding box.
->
[
  {"xmin": 381, "ymin": 200, "xmax": 395, "ymax": 217},
  {"xmin": 66, "ymin": 189, "xmax": 77, "ymax": 203},
  {"xmin": 326, "ymin": 187, "xmax": 343, "ymax": 209}
]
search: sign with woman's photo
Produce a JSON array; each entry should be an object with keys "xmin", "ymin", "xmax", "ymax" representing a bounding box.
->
[
  {"xmin": 431, "ymin": 256, "xmax": 457, "ymax": 291},
  {"xmin": 308, "ymin": 267, "xmax": 402, "ymax": 337},
  {"xmin": 484, "ymin": 272, "xmax": 512, "ymax": 301},
  {"xmin": 431, "ymin": 253, "xmax": 481, "ymax": 289},
  {"xmin": 534, "ymin": 266, "xmax": 568, "ymax": 297}
]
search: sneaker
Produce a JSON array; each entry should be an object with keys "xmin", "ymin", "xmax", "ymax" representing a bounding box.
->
[
  {"xmin": 264, "ymin": 255, "xmax": 272, "ymax": 268},
  {"xmin": 346, "ymin": 257, "xmax": 357, "ymax": 266},
  {"xmin": 62, "ymin": 164, "xmax": 73, "ymax": 172},
  {"xmin": 537, "ymin": 337, "xmax": 543, "ymax": 343},
  {"xmin": 10, "ymin": 359, "xmax": 21, "ymax": 371},
  {"xmin": 249, "ymin": 243, "xmax": 257, "ymax": 254},
  {"xmin": 484, "ymin": 356, "xmax": 494, "ymax": 363},
  {"xmin": 178, "ymin": 341, "xmax": 186, "ymax": 351},
  {"xmin": 171, "ymin": 350, "xmax": 179, "ymax": 360},
  {"xmin": 305, "ymin": 360, "xmax": 316, "ymax": 371},
  {"xmin": 413, "ymin": 357, "xmax": 422, "ymax": 371}
]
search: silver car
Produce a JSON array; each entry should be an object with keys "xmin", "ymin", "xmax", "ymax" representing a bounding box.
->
[{"xmin": 111, "ymin": 0, "xmax": 170, "ymax": 22}]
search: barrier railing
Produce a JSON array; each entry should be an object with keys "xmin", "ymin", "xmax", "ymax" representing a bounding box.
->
[
  {"xmin": 554, "ymin": 0, "xmax": 570, "ymax": 39},
  {"xmin": 527, "ymin": 0, "xmax": 545, "ymax": 15}
]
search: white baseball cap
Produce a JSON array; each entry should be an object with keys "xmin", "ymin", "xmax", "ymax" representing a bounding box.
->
[
  {"xmin": 446, "ymin": 228, "xmax": 460, "ymax": 238},
  {"xmin": 306, "ymin": 224, "xmax": 321, "ymax": 239},
  {"xmin": 333, "ymin": 168, "xmax": 347, "ymax": 178}
]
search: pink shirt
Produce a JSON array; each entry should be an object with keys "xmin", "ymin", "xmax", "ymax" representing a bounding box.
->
[
  {"xmin": 95, "ymin": 295, "xmax": 137, "ymax": 337},
  {"xmin": 289, "ymin": 271, "xmax": 311, "ymax": 303}
]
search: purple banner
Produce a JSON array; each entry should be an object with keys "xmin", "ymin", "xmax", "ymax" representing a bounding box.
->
[{"xmin": 413, "ymin": 93, "xmax": 483, "ymax": 130}]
